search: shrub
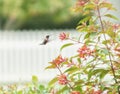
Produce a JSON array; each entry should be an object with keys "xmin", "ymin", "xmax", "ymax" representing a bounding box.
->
[{"xmin": 46, "ymin": 0, "xmax": 120, "ymax": 94}]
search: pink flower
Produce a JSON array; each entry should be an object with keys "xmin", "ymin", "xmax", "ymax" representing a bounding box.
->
[
  {"xmin": 58, "ymin": 74, "xmax": 68, "ymax": 85},
  {"xmin": 70, "ymin": 91, "xmax": 80, "ymax": 94},
  {"xmin": 114, "ymin": 47, "xmax": 120, "ymax": 52},
  {"xmin": 59, "ymin": 32, "xmax": 69, "ymax": 40},
  {"xmin": 76, "ymin": 0, "xmax": 86, "ymax": 6},
  {"xmin": 94, "ymin": 0, "xmax": 99, "ymax": 4},
  {"xmin": 112, "ymin": 24, "xmax": 120, "ymax": 30},
  {"xmin": 90, "ymin": 89, "xmax": 102, "ymax": 94},
  {"xmin": 93, "ymin": 90, "xmax": 102, "ymax": 94},
  {"xmin": 52, "ymin": 55, "xmax": 67, "ymax": 66},
  {"xmin": 78, "ymin": 1, "xmax": 86, "ymax": 6},
  {"xmin": 77, "ymin": 45, "xmax": 92, "ymax": 58}
]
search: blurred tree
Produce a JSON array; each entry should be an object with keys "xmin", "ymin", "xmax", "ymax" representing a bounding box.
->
[{"xmin": 0, "ymin": 0, "xmax": 80, "ymax": 30}]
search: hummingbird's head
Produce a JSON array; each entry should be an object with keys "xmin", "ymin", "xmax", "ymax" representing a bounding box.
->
[{"xmin": 46, "ymin": 35, "xmax": 49, "ymax": 38}]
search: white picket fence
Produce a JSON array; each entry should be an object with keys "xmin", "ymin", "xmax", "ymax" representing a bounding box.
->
[{"xmin": 0, "ymin": 30, "xmax": 80, "ymax": 83}]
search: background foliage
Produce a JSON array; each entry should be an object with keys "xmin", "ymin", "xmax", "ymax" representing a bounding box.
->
[{"xmin": 0, "ymin": 0, "xmax": 82, "ymax": 30}]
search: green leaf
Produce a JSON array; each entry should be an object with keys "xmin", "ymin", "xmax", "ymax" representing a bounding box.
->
[
  {"xmin": 84, "ymin": 33, "xmax": 90, "ymax": 39},
  {"xmin": 100, "ymin": 69, "xmax": 109, "ymax": 79},
  {"xmin": 85, "ymin": 40, "xmax": 95, "ymax": 45},
  {"xmin": 32, "ymin": 75, "xmax": 38, "ymax": 84},
  {"xmin": 118, "ymin": 85, "xmax": 120, "ymax": 92},
  {"xmin": 99, "ymin": 2, "xmax": 116, "ymax": 10},
  {"xmin": 74, "ymin": 85, "xmax": 83, "ymax": 93},
  {"xmin": 17, "ymin": 90, "xmax": 23, "ymax": 94},
  {"xmin": 84, "ymin": 3, "xmax": 95, "ymax": 10},
  {"xmin": 60, "ymin": 43, "xmax": 73, "ymax": 52},
  {"xmin": 64, "ymin": 66, "xmax": 79, "ymax": 74},
  {"xmin": 70, "ymin": 55, "xmax": 79, "ymax": 61},
  {"xmin": 78, "ymin": 16, "xmax": 91, "ymax": 24},
  {"xmin": 88, "ymin": 69, "xmax": 109, "ymax": 80},
  {"xmin": 114, "ymin": 75, "xmax": 120, "ymax": 79},
  {"xmin": 75, "ymin": 80, "xmax": 85, "ymax": 85},
  {"xmin": 84, "ymin": 32, "xmax": 97, "ymax": 39},
  {"xmin": 106, "ymin": 29, "xmax": 115, "ymax": 38},
  {"xmin": 102, "ymin": 40, "xmax": 110, "ymax": 45},
  {"xmin": 48, "ymin": 77, "xmax": 58, "ymax": 87},
  {"xmin": 104, "ymin": 14, "xmax": 118, "ymax": 20},
  {"xmin": 101, "ymin": 48, "xmax": 109, "ymax": 55},
  {"xmin": 85, "ymin": 81, "xmax": 95, "ymax": 86},
  {"xmin": 88, "ymin": 69, "xmax": 94, "ymax": 80},
  {"xmin": 45, "ymin": 64, "xmax": 56, "ymax": 69},
  {"xmin": 39, "ymin": 85, "xmax": 45, "ymax": 91},
  {"xmin": 77, "ymin": 58, "xmax": 81, "ymax": 64},
  {"xmin": 57, "ymin": 86, "xmax": 69, "ymax": 94},
  {"xmin": 93, "ymin": 69, "xmax": 103, "ymax": 75}
]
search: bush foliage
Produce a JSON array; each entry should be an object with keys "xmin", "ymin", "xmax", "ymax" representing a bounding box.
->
[
  {"xmin": 0, "ymin": 0, "xmax": 120, "ymax": 94},
  {"xmin": 46, "ymin": 0, "xmax": 120, "ymax": 94}
]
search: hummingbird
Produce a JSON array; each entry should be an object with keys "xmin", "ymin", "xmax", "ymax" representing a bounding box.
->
[{"xmin": 40, "ymin": 35, "xmax": 50, "ymax": 45}]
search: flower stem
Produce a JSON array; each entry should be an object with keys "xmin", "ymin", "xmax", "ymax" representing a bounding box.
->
[
  {"xmin": 56, "ymin": 65, "xmax": 63, "ymax": 75},
  {"xmin": 68, "ymin": 38, "xmax": 81, "ymax": 43},
  {"xmin": 96, "ymin": 5, "xmax": 120, "ymax": 94}
]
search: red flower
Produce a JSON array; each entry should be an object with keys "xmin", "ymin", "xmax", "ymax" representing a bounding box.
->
[
  {"xmin": 77, "ymin": 1, "xmax": 86, "ymax": 6},
  {"xmin": 93, "ymin": 90, "xmax": 102, "ymax": 94},
  {"xmin": 58, "ymin": 74, "xmax": 68, "ymax": 85},
  {"xmin": 112, "ymin": 24, "xmax": 120, "ymax": 30},
  {"xmin": 70, "ymin": 91, "xmax": 80, "ymax": 94},
  {"xmin": 59, "ymin": 32, "xmax": 69, "ymax": 40},
  {"xmin": 114, "ymin": 47, "xmax": 120, "ymax": 52},
  {"xmin": 114, "ymin": 46, "xmax": 120, "ymax": 57},
  {"xmin": 94, "ymin": 0, "xmax": 99, "ymax": 4},
  {"xmin": 52, "ymin": 55, "xmax": 67, "ymax": 66},
  {"xmin": 76, "ymin": 0, "xmax": 88, "ymax": 7},
  {"xmin": 77, "ymin": 45, "xmax": 93, "ymax": 58}
]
